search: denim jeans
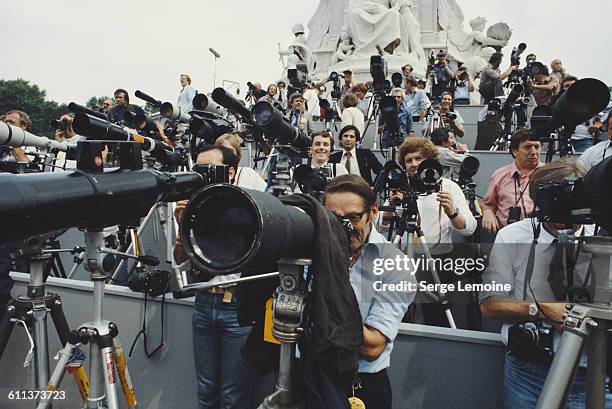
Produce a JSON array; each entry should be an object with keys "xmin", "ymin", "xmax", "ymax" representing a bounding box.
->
[
  {"xmin": 503, "ymin": 352, "xmax": 612, "ymax": 409},
  {"xmin": 193, "ymin": 291, "xmax": 255, "ymax": 409}
]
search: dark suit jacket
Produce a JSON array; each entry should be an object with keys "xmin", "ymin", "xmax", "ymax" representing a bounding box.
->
[{"xmin": 329, "ymin": 148, "xmax": 383, "ymax": 186}]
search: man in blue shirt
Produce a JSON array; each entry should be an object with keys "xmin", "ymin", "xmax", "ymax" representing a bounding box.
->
[
  {"xmin": 378, "ymin": 88, "xmax": 414, "ymax": 149},
  {"xmin": 403, "ymin": 77, "xmax": 430, "ymax": 123},
  {"xmin": 324, "ymin": 175, "xmax": 414, "ymax": 409}
]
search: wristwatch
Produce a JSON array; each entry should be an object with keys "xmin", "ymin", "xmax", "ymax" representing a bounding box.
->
[
  {"xmin": 528, "ymin": 303, "xmax": 539, "ymax": 317},
  {"xmin": 448, "ymin": 209, "xmax": 459, "ymax": 220}
]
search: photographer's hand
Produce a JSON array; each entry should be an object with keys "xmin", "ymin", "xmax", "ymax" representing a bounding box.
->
[
  {"xmin": 482, "ymin": 206, "xmax": 499, "ymax": 234},
  {"xmin": 173, "ymin": 200, "xmax": 189, "ymax": 264},
  {"xmin": 538, "ymin": 303, "xmax": 569, "ymax": 332},
  {"xmin": 437, "ymin": 191, "xmax": 455, "ymax": 215}
]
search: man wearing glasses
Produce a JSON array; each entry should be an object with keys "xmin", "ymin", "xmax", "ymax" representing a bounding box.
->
[
  {"xmin": 276, "ymin": 81, "xmax": 288, "ymax": 109},
  {"xmin": 324, "ymin": 175, "xmax": 414, "ymax": 409},
  {"xmin": 102, "ymin": 99, "xmax": 113, "ymax": 114}
]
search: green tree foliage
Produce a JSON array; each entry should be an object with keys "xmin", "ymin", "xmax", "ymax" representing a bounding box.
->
[
  {"xmin": 86, "ymin": 95, "xmax": 112, "ymax": 111},
  {"xmin": 0, "ymin": 79, "xmax": 68, "ymax": 137}
]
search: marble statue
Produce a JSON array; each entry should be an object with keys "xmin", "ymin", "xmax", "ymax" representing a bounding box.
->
[
  {"xmin": 331, "ymin": 30, "xmax": 355, "ymax": 65},
  {"xmin": 278, "ymin": 23, "xmax": 315, "ymax": 77},
  {"xmin": 307, "ymin": 0, "xmax": 349, "ymax": 53},
  {"xmin": 343, "ymin": 0, "xmax": 420, "ymax": 58},
  {"xmin": 438, "ymin": 0, "xmax": 511, "ymax": 65}
]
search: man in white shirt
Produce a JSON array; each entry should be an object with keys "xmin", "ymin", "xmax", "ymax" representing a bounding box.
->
[
  {"xmin": 424, "ymin": 92, "xmax": 465, "ymax": 138},
  {"xmin": 430, "ymin": 127, "xmax": 469, "ymax": 180},
  {"xmin": 177, "ymin": 73, "xmax": 196, "ymax": 113},
  {"xmin": 578, "ymin": 111, "xmax": 612, "ymax": 170},
  {"xmin": 480, "ymin": 159, "xmax": 612, "ymax": 409}
]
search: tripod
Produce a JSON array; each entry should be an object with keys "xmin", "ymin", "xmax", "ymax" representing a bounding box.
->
[
  {"xmin": 536, "ymin": 235, "xmax": 612, "ymax": 409},
  {"xmin": 362, "ymin": 92, "xmax": 383, "ymax": 150},
  {"xmin": 384, "ymin": 192, "xmax": 457, "ymax": 329},
  {"xmin": 460, "ymin": 181, "xmax": 483, "ymax": 331},
  {"xmin": 0, "ymin": 237, "xmax": 85, "ymax": 403}
]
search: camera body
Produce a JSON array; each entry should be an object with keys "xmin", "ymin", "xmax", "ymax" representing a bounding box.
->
[
  {"xmin": 193, "ymin": 164, "xmax": 231, "ymax": 185},
  {"xmin": 128, "ymin": 266, "xmax": 171, "ymax": 297},
  {"xmin": 508, "ymin": 321, "xmax": 554, "ymax": 362}
]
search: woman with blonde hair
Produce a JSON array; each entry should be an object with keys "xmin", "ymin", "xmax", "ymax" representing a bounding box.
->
[{"xmin": 214, "ymin": 133, "xmax": 266, "ymax": 190}]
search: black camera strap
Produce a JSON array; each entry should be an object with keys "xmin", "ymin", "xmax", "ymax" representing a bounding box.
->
[
  {"xmin": 513, "ymin": 173, "xmax": 530, "ymax": 217},
  {"xmin": 522, "ymin": 219, "xmax": 541, "ymax": 301}
]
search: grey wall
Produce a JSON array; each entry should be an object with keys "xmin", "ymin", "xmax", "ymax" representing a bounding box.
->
[{"xmin": 2, "ymin": 274, "xmax": 506, "ymax": 409}]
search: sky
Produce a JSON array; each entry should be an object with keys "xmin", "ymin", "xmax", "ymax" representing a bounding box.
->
[{"xmin": 2, "ymin": 0, "xmax": 610, "ymax": 107}]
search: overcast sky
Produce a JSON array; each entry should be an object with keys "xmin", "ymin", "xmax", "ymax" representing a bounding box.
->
[{"xmin": 3, "ymin": 0, "xmax": 610, "ymax": 106}]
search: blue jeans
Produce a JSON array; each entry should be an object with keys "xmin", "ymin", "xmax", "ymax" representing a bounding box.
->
[
  {"xmin": 503, "ymin": 352, "xmax": 612, "ymax": 409},
  {"xmin": 572, "ymin": 138, "xmax": 592, "ymax": 153},
  {"xmin": 193, "ymin": 291, "xmax": 255, "ymax": 409}
]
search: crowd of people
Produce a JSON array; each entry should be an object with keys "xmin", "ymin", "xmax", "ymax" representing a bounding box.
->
[{"xmin": 1, "ymin": 51, "xmax": 612, "ymax": 409}]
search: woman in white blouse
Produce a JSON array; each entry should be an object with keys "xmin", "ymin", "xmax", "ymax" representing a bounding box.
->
[{"xmin": 340, "ymin": 92, "xmax": 365, "ymax": 138}]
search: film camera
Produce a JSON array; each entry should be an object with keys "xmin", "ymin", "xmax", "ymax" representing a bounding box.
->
[
  {"xmin": 411, "ymin": 159, "xmax": 443, "ymax": 194},
  {"xmin": 192, "ymin": 164, "xmax": 231, "ymax": 185},
  {"xmin": 327, "ymin": 71, "xmax": 342, "ymax": 100}
]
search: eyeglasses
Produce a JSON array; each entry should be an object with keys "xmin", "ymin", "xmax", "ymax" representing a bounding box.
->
[{"xmin": 339, "ymin": 206, "xmax": 371, "ymax": 224}]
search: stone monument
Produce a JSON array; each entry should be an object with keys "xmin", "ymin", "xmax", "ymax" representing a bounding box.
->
[{"xmin": 278, "ymin": 0, "xmax": 513, "ymax": 87}]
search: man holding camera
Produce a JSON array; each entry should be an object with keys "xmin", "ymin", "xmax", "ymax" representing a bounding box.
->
[
  {"xmin": 482, "ymin": 129, "xmax": 542, "ymax": 235},
  {"xmin": 526, "ymin": 65, "xmax": 560, "ymax": 106},
  {"xmin": 403, "ymin": 77, "xmax": 430, "ymax": 123},
  {"xmin": 480, "ymin": 159, "xmax": 612, "ymax": 409},
  {"xmin": 330, "ymin": 125, "xmax": 383, "ymax": 186},
  {"xmin": 425, "ymin": 92, "xmax": 465, "ymax": 138},
  {"xmin": 377, "ymin": 88, "xmax": 414, "ymax": 148},
  {"xmin": 53, "ymin": 113, "xmax": 83, "ymax": 170},
  {"xmin": 174, "ymin": 145, "xmax": 262, "ymax": 409},
  {"xmin": 430, "ymin": 127, "xmax": 469, "ymax": 180},
  {"xmin": 286, "ymin": 92, "xmax": 314, "ymax": 136},
  {"xmin": 452, "ymin": 66, "xmax": 474, "ymax": 105},
  {"xmin": 430, "ymin": 50, "xmax": 455, "ymax": 99},
  {"xmin": 479, "ymin": 52, "xmax": 518, "ymax": 104},
  {"xmin": 324, "ymin": 175, "xmax": 413, "ymax": 409},
  {"xmin": 382, "ymin": 138, "xmax": 476, "ymax": 326}
]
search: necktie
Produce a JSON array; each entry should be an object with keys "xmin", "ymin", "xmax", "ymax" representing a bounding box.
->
[
  {"xmin": 548, "ymin": 239, "xmax": 576, "ymax": 301},
  {"xmin": 345, "ymin": 151, "xmax": 352, "ymax": 174}
]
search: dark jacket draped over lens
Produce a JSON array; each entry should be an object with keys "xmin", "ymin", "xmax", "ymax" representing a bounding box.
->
[{"xmin": 238, "ymin": 193, "xmax": 363, "ymax": 407}]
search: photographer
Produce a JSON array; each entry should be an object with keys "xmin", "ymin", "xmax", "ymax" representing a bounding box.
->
[
  {"xmin": 214, "ymin": 133, "xmax": 267, "ymax": 191},
  {"xmin": 526, "ymin": 65, "xmax": 560, "ymax": 106},
  {"xmin": 276, "ymin": 81, "xmax": 288, "ymax": 109},
  {"xmin": 53, "ymin": 113, "xmax": 83, "ymax": 170},
  {"xmin": 341, "ymin": 68, "xmax": 355, "ymax": 99},
  {"xmin": 578, "ymin": 111, "xmax": 612, "ymax": 170},
  {"xmin": 286, "ymin": 92, "xmax": 314, "ymax": 136},
  {"xmin": 452, "ymin": 65, "xmax": 474, "ymax": 105},
  {"xmin": 106, "ymin": 89, "xmax": 144, "ymax": 124},
  {"xmin": 425, "ymin": 92, "xmax": 465, "ymax": 138},
  {"xmin": 330, "ymin": 125, "xmax": 383, "ymax": 185},
  {"xmin": 174, "ymin": 145, "xmax": 260, "ymax": 409},
  {"xmin": 0, "ymin": 110, "xmax": 32, "ymax": 163},
  {"xmin": 377, "ymin": 88, "xmax": 414, "ymax": 148},
  {"xmin": 382, "ymin": 138, "xmax": 476, "ymax": 326},
  {"xmin": 430, "ymin": 50, "xmax": 455, "ymax": 99},
  {"xmin": 480, "ymin": 159, "xmax": 612, "ymax": 409},
  {"xmin": 430, "ymin": 127, "xmax": 469, "ymax": 180},
  {"xmin": 479, "ymin": 52, "xmax": 518, "ymax": 104},
  {"xmin": 258, "ymin": 83, "xmax": 279, "ymax": 105},
  {"xmin": 404, "ymin": 77, "xmax": 430, "ymax": 123},
  {"xmin": 309, "ymin": 131, "xmax": 348, "ymax": 178},
  {"xmin": 482, "ymin": 129, "xmax": 542, "ymax": 234},
  {"xmin": 323, "ymin": 175, "xmax": 413, "ymax": 409}
]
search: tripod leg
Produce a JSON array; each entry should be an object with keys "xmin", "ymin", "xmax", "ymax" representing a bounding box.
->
[
  {"xmin": 36, "ymin": 342, "xmax": 74, "ymax": 409},
  {"xmin": 49, "ymin": 297, "xmax": 71, "ymax": 346},
  {"xmin": 99, "ymin": 332, "xmax": 120, "ymax": 409},
  {"xmin": 88, "ymin": 338, "xmax": 105, "ymax": 409},
  {"xmin": 535, "ymin": 322, "xmax": 586, "ymax": 409},
  {"xmin": 586, "ymin": 324, "xmax": 608, "ymax": 409},
  {"xmin": 32, "ymin": 302, "xmax": 50, "ymax": 390},
  {"xmin": 113, "ymin": 341, "xmax": 137, "ymax": 409},
  {"xmin": 0, "ymin": 304, "xmax": 16, "ymax": 359}
]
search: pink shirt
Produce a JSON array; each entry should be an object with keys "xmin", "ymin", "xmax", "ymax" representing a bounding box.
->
[{"xmin": 482, "ymin": 161, "xmax": 542, "ymax": 228}]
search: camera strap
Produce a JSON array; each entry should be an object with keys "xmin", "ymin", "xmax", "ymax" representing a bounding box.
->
[
  {"xmin": 513, "ymin": 173, "xmax": 530, "ymax": 216},
  {"xmin": 522, "ymin": 219, "xmax": 541, "ymax": 301}
]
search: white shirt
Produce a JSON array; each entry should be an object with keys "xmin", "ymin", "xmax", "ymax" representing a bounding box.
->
[
  {"xmin": 577, "ymin": 139, "xmax": 612, "ymax": 170},
  {"xmin": 303, "ymin": 89, "xmax": 320, "ymax": 117},
  {"xmin": 312, "ymin": 162, "xmax": 348, "ymax": 178},
  {"xmin": 235, "ymin": 167, "xmax": 267, "ymax": 191},
  {"xmin": 378, "ymin": 178, "xmax": 477, "ymax": 255},
  {"xmin": 340, "ymin": 147, "xmax": 361, "ymax": 177},
  {"xmin": 340, "ymin": 107, "xmax": 365, "ymax": 137},
  {"xmin": 177, "ymin": 86, "xmax": 196, "ymax": 113},
  {"xmin": 435, "ymin": 146, "xmax": 468, "ymax": 180},
  {"xmin": 54, "ymin": 134, "xmax": 83, "ymax": 171}
]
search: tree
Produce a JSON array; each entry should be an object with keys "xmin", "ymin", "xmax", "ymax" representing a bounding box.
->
[
  {"xmin": 86, "ymin": 95, "xmax": 112, "ymax": 111},
  {"xmin": 0, "ymin": 79, "xmax": 68, "ymax": 137}
]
